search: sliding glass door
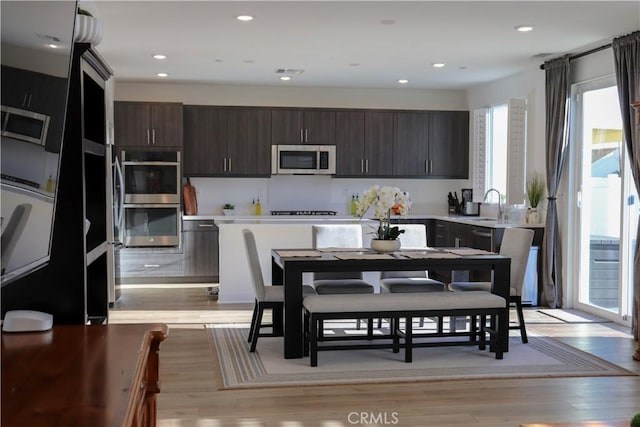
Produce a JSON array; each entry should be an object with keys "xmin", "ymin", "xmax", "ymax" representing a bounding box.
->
[{"xmin": 569, "ymin": 76, "xmax": 635, "ymax": 324}]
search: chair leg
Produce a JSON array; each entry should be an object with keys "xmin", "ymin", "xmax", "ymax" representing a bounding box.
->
[
  {"xmin": 247, "ymin": 302, "xmax": 259, "ymax": 343},
  {"xmin": 513, "ymin": 297, "xmax": 528, "ymax": 343},
  {"xmin": 249, "ymin": 304, "xmax": 264, "ymax": 352}
]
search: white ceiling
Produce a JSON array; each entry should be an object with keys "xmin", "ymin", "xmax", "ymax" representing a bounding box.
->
[{"xmin": 88, "ymin": 1, "xmax": 639, "ymax": 90}]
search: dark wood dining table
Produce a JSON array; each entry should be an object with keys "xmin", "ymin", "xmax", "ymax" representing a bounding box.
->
[{"xmin": 271, "ymin": 248, "xmax": 511, "ymax": 359}]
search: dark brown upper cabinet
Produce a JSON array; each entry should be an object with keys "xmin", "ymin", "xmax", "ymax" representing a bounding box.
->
[
  {"xmin": 114, "ymin": 101, "xmax": 183, "ymax": 149},
  {"xmin": 183, "ymin": 106, "xmax": 271, "ymax": 177},
  {"xmin": 335, "ymin": 110, "xmax": 394, "ymax": 177},
  {"xmin": 271, "ymin": 109, "xmax": 335, "ymax": 145},
  {"xmin": 393, "ymin": 110, "xmax": 469, "ymax": 178},
  {"xmin": 183, "ymin": 106, "xmax": 223, "ymax": 176}
]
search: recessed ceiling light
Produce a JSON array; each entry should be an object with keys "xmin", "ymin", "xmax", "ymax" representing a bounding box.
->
[
  {"xmin": 47, "ymin": 44, "xmax": 58, "ymax": 49},
  {"xmin": 380, "ymin": 19, "xmax": 395, "ymax": 25},
  {"xmin": 236, "ymin": 15, "xmax": 254, "ymax": 21},
  {"xmin": 398, "ymin": 79, "xmax": 409, "ymax": 84},
  {"xmin": 432, "ymin": 63, "xmax": 446, "ymax": 68},
  {"xmin": 156, "ymin": 72, "xmax": 169, "ymax": 78},
  {"xmin": 280, "ymin": 76, "xmax": 292, "ymax": 81},
  {"xmin": 153, "ymin": 54, "xmax": 166, "ymax": 60},
  {"xmin": 515, "ymin": 25, "xmax": 534, "ymax": 32}
]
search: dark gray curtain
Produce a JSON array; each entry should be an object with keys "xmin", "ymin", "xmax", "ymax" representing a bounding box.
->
[
  {"xmin": 613, "ymin": 31, "xmax": 640, "ymax": 340},
  {"xmin": 541, "ymin": 56, "xmax": 570, "ymax": 308}
]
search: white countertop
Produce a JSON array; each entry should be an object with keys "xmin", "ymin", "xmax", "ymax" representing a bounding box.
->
[{"xmin": 183, "ymin": 213, "xmax": 544, "ymax": 229}]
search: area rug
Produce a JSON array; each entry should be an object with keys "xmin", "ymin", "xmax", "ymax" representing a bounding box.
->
[
  {"xmin": 207, "ymin": 323, "xmax": 636, "ymax": 389},
  {"xmin": 537, "ymin": 308, "xmax": 612, "ymax": 323}
]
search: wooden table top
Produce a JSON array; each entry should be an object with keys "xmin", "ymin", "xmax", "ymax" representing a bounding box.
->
[{"xmin": 1, "ymin": 323, "xmax": 168, "ymax": 427}]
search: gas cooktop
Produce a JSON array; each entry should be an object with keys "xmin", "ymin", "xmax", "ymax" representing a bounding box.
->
[{"xmin": 270, "ymin": 210, "xmax": 337, "ymax": 216}]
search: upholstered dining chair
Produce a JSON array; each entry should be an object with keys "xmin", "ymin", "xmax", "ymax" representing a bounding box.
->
[
  {"xmin": 242, "ymin": 228, "xmax": 315, "ymax": 352},
  {"xmin": 377, "ymin": 223, "xmax": 446, "ymax": 329},
  {"xmin": 448, "ymin": 227, "xmax": 534, "ymax": 343},
  {"xmin": 379, "ymin": 224, "xmax": 446, "ymax": 294},
  {"xmin": 311, "ymin": 224, "xmax": 375, "ymax": 295},
  {"xmin": 311, "ymin": 224, "xmax": 374, "ymax": 333}
]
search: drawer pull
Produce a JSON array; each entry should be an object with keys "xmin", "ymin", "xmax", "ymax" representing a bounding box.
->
[
  {"xmin": 472, "ymin": 230, "xmax": 493, "ymax": 238},
  {"xmin": 198, "ymin": 224, "xmax": 214, "ymax": 228},
  {"xmin": 143, "ymin": 264, "xmax": 160, "ymax": 268}
]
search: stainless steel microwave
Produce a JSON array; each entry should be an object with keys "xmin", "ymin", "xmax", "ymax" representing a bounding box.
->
[
  {"xmin": 1, "ymin": 105, "xmax": 50, "ymax": 146},
  {"xmin": 271, "ymin": 145, "xmax": 336, "ymax": 175}
]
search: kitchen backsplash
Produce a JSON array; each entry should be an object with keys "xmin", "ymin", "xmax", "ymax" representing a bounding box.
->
[{"xmin": 188, "ymin": 176, "xmax": 469, "ymax": 216}]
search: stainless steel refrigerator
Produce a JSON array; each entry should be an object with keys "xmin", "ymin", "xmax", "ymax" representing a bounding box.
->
[{"xmin": 106, "ymin": 135, "xmax": 123, "ymax": 305}]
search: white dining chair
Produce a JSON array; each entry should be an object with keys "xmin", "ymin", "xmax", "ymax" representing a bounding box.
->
[
  {"xmin": 448, "ymin": 227, "xmax": 534, "ymax": 343},
  {"xmin": 243, "ymin": 228, "xmax": 315, "ymax": 352}
]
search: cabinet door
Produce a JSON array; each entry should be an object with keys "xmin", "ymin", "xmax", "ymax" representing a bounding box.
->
[
  {"xmin": 183, "ymin": 106, "xmax": 225, "ymax": 175},
  {"xmin": 428, "ymin": 111, "xmax": 469, "ymax": 178},
  {"xmin": 335, "ymin": 111, "xmax": 365, "ymax": 175},
  {"xmin": 114, "ymin": 102, "xmax": 152, "ymax": 147},
  {"xmin": 226, "ymin": 109, "xmax": 271, "ymax": 176},
  {"xmin": 149, "ymin": 103, "xmax": 183, "ymax": 148},
  {"xmin": 303, "ymin": 110, "xmax": 335, "ymax": 145},
  {"xmin": 393, "ymin": 112, "xmax": 429, "ymax": 176},
  {"xmin": 271, "ymin": 109, "xmax": 304, "ymax": 144},
  {"xmin": 364, "ymin": 111, "xmax": 394, "ymax": 176}
]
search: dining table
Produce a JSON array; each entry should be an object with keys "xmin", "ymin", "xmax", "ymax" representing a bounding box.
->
[{"xmin": 271, "ymin": 247, "xmax": 511, "ymax": 359}]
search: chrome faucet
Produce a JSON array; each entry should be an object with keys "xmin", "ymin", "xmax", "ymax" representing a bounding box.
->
[{"xmin": 484, "ymin": 188, "xmax": 504, "ymax": 221}]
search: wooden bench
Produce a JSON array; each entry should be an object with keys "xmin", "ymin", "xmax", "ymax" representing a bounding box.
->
[{"xmin": 303, "ymin": 291, "xmax": 507, "ymax": 367}]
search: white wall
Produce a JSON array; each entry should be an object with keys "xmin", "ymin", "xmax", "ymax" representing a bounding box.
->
[{"xmin": 114, "ymin": 82, "xmax": 467, "ymax": 110}]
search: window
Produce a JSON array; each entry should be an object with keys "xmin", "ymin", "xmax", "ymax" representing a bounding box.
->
[{"xmin": 472, "ymin": 99, "xmax": 527, "ymax": 205}]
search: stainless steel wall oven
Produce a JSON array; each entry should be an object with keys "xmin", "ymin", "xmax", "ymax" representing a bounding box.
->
[
  {"xmin": 121, "ymin": 150, "xmax": 180, "ymax": 204},
  {"xmin": 121, "ymin": 150, "xmax": 181, "ymax": 247},
  {"xmin": 122, "ymin": 203, "xmax": 181, "ymax": 247}
]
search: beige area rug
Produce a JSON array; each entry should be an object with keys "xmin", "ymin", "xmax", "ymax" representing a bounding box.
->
[
  {"xmin": 207, "ymin": 323, "xmax": 636, "ymax": 389},
  {"xmin": 537, "ymin": 308, "xmax": 612, "ymax": 323}
]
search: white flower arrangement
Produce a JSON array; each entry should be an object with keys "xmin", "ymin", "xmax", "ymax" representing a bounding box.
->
[{"xmin": 356, "ymin": 185, "xmax": 412, "ymax": 240}]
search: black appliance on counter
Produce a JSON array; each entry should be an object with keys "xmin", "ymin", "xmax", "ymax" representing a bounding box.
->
[
  {"xmin": 461, "ymin": 188, "xmax": 480, "ymax": 216},
  {"xmin": 448, "ymin": 189, "xmax": 480, "ymax": 216}
]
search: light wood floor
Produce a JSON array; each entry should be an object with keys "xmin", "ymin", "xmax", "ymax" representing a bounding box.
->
[{"xmin": 109, "ymin": 285, "xmax": 640, "ymax": 427}]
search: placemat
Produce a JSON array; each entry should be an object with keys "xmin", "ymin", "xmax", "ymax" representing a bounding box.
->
[
  {"xmin": 276, "ymin": 250, "xmax": 322, "ymax": 257},
  {"xmin": 334, "ymin": 253, "xmax": 395, "ymax": 260}
]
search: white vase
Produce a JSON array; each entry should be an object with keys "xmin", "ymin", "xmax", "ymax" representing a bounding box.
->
[
  {"xmin": 525, "ymin": 208, "xmax": 540, "ymax": 224},
  {"xmin": 370, "ymin": 239, "xmax": 401, "ymax": 253},
  {"xmin": 75, "ymin": 15, "xmax": 103, "ymax": 45}
]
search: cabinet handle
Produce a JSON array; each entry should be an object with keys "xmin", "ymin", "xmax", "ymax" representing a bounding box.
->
[
  {"xmin": 147, "ymin": 129, "xmax": 150, "ymax": 145},
  {"xmin": 360, "ymin": 159, "xmax": 364, "ymax": 173},
  {"xmin": 22, "ymin": 93, "xmax": 29, "ymax": 107},
  {"xmin": 454, "ymin": 237, "xmax": 462, "ymax": 247},
  {"xmin": 223, "ymin": 158, "xmax": 227, "ymax": 172},
  {"xmin": 300, "ymin": 129, "xmax": 304, "ymax": 143},
  {"xmin": 429, "ymin": 160, "xmax": 433, "ymax": 174},
  {"xmin": 365, "ymin": 159, "xmax": 369, "ymax": 173},
  {"xmin": 228, "ymin": 158, "xmax": 232, "ymax": 171},
  {"xmin": 305, "ymin": 129, "xmax": 308, "ymax": 143},
  {"xmin": 152, "ymin": 129, "xmax": 156, "ymax": 144},
  {"xmin": 472, "ymin": 230, "xmax": 493, "ymax": 238}
]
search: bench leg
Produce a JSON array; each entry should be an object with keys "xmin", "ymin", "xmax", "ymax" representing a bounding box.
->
[
  {"xmin": 303, "ymin": 311, "xmax": 310, "ymax": 357},
  {"xmin": 310, "ymin": 315, "xmax": 319, "ymax": 367},
  {"xmin": 391, "ymin": 317, "xmax": 400, "ymax": 353},
  {"xmin": 404, "ymin": 316, "xmax": 413, "ymax": 363}
]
